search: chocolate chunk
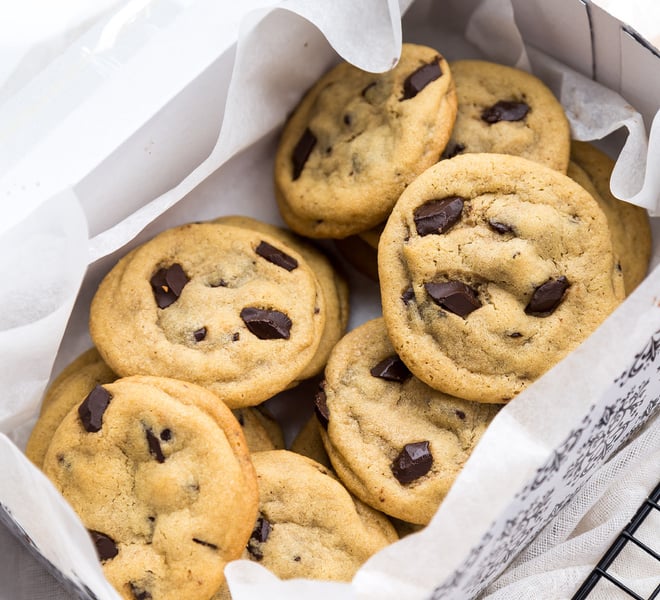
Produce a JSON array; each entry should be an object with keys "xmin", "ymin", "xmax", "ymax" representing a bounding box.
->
[
  {"xmin": 78, "ymin": 385, "xmax": 112, "ymax": 433},
  {"xmin": 391, "ymin": 441, "xmax": 433, "ymax": 484},
  {"xmin": 256, "ymin": 241, "xmax": 298, "ymax": 271},
  {"xmin": 247, "ymin": 516, "xmax": 272, "ymax": 561},
  {"xmin": 414, "ymin": 197, "xmax": 464, "ymax": 236},
  {"xmin": 314, "ymin": 382, "xmax": 330, "ymax": 429},
  {"xmin": 232, "ymin": 332, "xmax": 240, "ymax": 341},
  {"xmin": 441, "ymin": 142, "xmax": 465, "ymax": 160},
  {"xmin": 146, "ymin": 429, "xmax": 165, "ymax": 463},
  {"xmin": 425, "ymin": 280, "xmax": 482, "ymax": 318},
  {"xmin": 160, "ymin": 428, "xmax": 172, "ymax": 441},
  {"xmin": 481, "ymin": 100, "xmax": 530, "ymax": 124},
  {"xmin": 240, "ymin": 307, "xmax": 292, "ymax": 339},
  {"xmin": 251, "ymin": 516, "xmax": 272, "ymax": 543},
  {"xmin": 150, "ymin": 264, "xmax": 189, "ymax": 309},
  {"xmin": 292, "ymin": 127, "xmax": 316, "ymax": 180},
  {"xmin": 455, "ymin": 410, "xmax": 466, "ymax": 420},
  {"xmin": 129, "ymin": 583, "xmax": 151, "ymax": 600},
  {"xmin": 488, "ymin": 219, "xmax": 515, "ymax": 234},
  {"xmin": 89, "ymin": 530, "xmax": 118, "ymax": 561},
  {"xmin": 525, "ymin": 276, "xmax": 570, "ymax": 316},
  {"xmin": 402, "ymin": 59, "xmax": 442, "ymax": 100},
  {"xmin": 193, "ymin": 327, "xmax": 207, "ymax": 342},
  {"xmin": 401, "ymin": 286, "xmax": 415, "ymax": 305},
  {"xmin": 192, "ymin": 538, "xmax": 218, "ymax": 550},
  {"xmin": 370, "ymin": 355, "xmax": 412, "ymax": 382}
]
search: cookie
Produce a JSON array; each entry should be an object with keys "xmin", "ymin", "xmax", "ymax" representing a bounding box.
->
[
  {"xmin": 41, "ymin": 376, "xmax": 258, "ymax": 600},
  {"xmin": 212, "ymin": 215, "xmax": 349, "ymax": 380},
  {"xmin": 378, "ymin": 153, "xmax": 625, "ymax": 403},
  {"xmin": 89, "ymin": 222, "xmax": 326, "ymax": 408},
  {"xmin": 26, "ymin": 348, "xmax": 117, "ymax": 468},
  {"xmin": 443, "ymin": 60, "xmax": 570, "ymax": 172},
  {"xmin": 333, "ymin": 222, "xmax": 384, "ymax": 282},
  {"xmin": 233, "ymin": 407, "xmax": 285, "ymax": 453},
  {"xmin": 274, "ymin": 43, "xmax": 457, "ymax": 239},
  {"xmin": 569, "ymin": 141, "xmax": 652, "ymax": 294},
  {"xmin": 317, "ymin": 318, "xmax": 500, "ymax": 524},
  {"xmin": 38, "ymin": 347, "xmax": 113, "ymax": 415},
  {"xmin": 289, "ymin": 415, "xmax": 332, "ymax": 470},
  {"xmin": 213, "ymin": 449, "xmax": 397, "ymax": 599}
]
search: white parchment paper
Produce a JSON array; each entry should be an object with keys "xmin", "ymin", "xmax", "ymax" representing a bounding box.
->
[{"xmin": 0, "ymin": 0, "xmax": 659, "ymax": 599}]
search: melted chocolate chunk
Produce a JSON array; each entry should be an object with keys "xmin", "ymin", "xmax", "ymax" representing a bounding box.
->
[
  {"xmin": 78, "ymin": 385, "xmax": 112, "ymax": 433},
  {"xmin": 89, "ymin": 530, "xmax": 118, "ymax": 561},
  {"xmin": 488, "ymin": 219, "xmax": 515, "ymax": 234},
  {"xmin": 525, "ymin": 276, "xmax": 570, "ymax": 316},
  {"xmin": 129, "ymin": 583, "xmax": 152, "ymax": 600},
  {"xmin": 414, "ymin": 197, "xmax": 464, "ymax": 236},
  {"xmin": 481, "ymin": 100, "xmax": 530, "ymax": 124},
  {"xmin": 247, "ymin": 516, "xmax": 272, "ymax": 561},
  {"xmin": 146, "ymin": 429, "xmax": 165, "ymax": 463},
  {"xmin": 441, "ymin": 142, "xmax": 465, "ymax": 160},
  {"xmin": 292, "ymin": 128, "xmax": 316, "ymax": 180},
  {"xmin": 240, "ymin": 307, "xmax": 292, "ymax": 339},
  {"xmin": 370, "ymin": 355, "xmax": 412, "ymax": 382},
  {"xmin": 391, "ymin": 441, "xmax": 433, "ymax": 484},
  {"xmin": 256, "ymin": 241, "xmax": 298, "ymax": 271},
  {"xmin": 401, "ymin": 286, "xmax": 415, "ymax": 305},
  {"xmin": 150, "ymin": 264, "xmax": 189, "ymax": 309},
  {"xmin": 314, "ymin": 382, "xmax": 330, "ymax": 429},
  {"xmin": 192, "ymin": 538, "xmax": 218, "ymax": 550},
  {"xmin": 402, "ymin": 59, "xmax": 442, "ymax": 100},
  {"xmin": 425, "ymin": 281, "xmax": 482, "ymax": 318},
  {"xmin": 193, "ymin": 327, "xmax": 207, "ymax": 342}
]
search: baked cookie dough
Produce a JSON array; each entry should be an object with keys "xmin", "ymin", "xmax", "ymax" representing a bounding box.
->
[
  {"xmin": 213, "ymin": 450, "xmax": 397, "ymax": 598},
  {"xmin": 317, "ymin": 318, "xmax": 500, "ymax": 524},
  {"xmin": 569, "ymin": 141, "xmax": 652, "ymax": 295},
  {"xmin": 213, "ymin": 215, "xmax": 349, "ymax": 380},
  {"xmin": 89, "ymin": 222, "xmax": 325, "ymax": 408},
  {"xmin": 379, "ymin": 153, "xmax": 625, "ymax": 403},
  {"xmin": 444, "ymin": 59, "xmax": 570, "ymax": 172},
  {"xmin": 41, "ymin": 376, "xmax": 258, "ymax": 600},
  {"xmin": 275, "ymin": 43, "xmax": 457, "ymax": 238},
  {"xmin": 26, "ymin": 348, "xmax": 116, "ymax": 468}
]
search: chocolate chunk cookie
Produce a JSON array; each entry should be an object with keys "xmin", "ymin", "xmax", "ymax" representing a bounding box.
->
[
  {"xmin": 569, "ymin": 141, "xmax": 652, "ymax": 295},
  {"xmin": 212, "ymin": 215, "xmax": 349, "ymax": 381},
  {"xmin": 317, "ymin": 318, "xmax": 500, "ymax": 524},
  {"xmin": 233, "ymin": 407, "xmax": 285, "ymax": 453},
  {"xmin": 379, "ymin": 153, "xmax": 625, "ymax": 403},
  {"xmin": 444, "ymin": 60, "xmax": 570, "ymax": 172},
  {"xmin": 41, "ymin": 376, "xmax": 258, "ymax": 600},
  {"xmin": 26, "ymin": 348, "xmax": 117, "ymax": 468},
  {"xmin": 274, "ymin": 43, "xmax": 457, "ymax": 239},
  {"xmin": 213, "ymin": 449, "xmax": 397, "ymax": 598},
  {"xmin": 89, "ymin": 223, "xmax": 325, "ymax": 408}
]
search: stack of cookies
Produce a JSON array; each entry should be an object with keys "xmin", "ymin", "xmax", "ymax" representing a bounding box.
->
[{"xmin": 25, "ymin": 42, "xmax": 652, "ymax": 599}]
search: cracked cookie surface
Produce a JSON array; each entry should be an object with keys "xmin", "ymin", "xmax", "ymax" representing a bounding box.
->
[
  {"xmin": 89, "ymin": 222, "xmax": 325, "ymax": 408},
  {"xmin": 378, "ymin": 153, "xmax": 625, "ymax": 403},
  {"xmin": 274, "ymin": 43, "xmax": 457, "ymax": 238},
  {"xmin": 41, "ymin": 376, "xmax": 258, "ymax": 600},
  {"xmin": 317, "ymin": 318, "xmax": 501, "ymax": 525}
]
